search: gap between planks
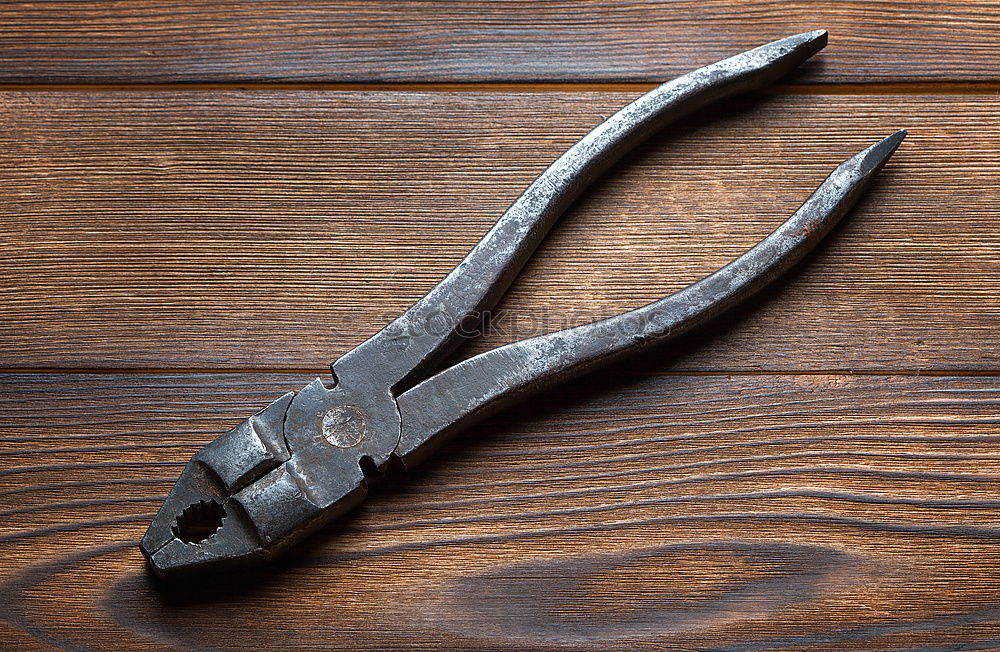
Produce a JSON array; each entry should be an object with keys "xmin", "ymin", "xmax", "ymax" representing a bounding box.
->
[
  {"xmin": 4, "ymin": 368, "xmax": 1000, "ymax": 377},
  {"xmin": 1, "ymin": 81, "xmax": 1000, "ymax": 94}
]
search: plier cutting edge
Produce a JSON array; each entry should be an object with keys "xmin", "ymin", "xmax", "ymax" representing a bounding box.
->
[{"xmin": 141, "ymin": 30, "xmax": 906, "ymax": 577}]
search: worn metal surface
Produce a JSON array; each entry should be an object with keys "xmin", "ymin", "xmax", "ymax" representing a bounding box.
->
[{"xmin": 140, "ymin": 30, "xmax": 905, "ymax": 577}]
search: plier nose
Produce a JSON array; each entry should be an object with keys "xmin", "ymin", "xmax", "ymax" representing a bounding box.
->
[
  {"xmin": 141, "ymin": 30, "xmax": 906, "ymax": 578},
  {"xmin": 141, "ymin": 392, "xmax": 295, "ymax": 573}
]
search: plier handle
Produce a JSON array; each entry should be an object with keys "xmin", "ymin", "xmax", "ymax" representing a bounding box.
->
[{"xmin": 141, "ymin": 30, "xmax": 905, "ymax": 577}]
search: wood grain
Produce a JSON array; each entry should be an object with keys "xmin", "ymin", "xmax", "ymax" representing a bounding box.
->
[
  {"xmin": 1, "ymin": 1, "xmax": 999, "ymax": 84},
  {"xmin": 3, "ymin": 371, "xmax": 1000, "ymax": 649},
  {"xmin": 3, "ymin": 2, "xmax": 999, "ymax": 647},
  {"xmin": 2, "ymin": 90, "xmax": 997, "ymax": 372}
]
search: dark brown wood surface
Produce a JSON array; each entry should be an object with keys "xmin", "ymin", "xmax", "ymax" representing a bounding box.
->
[
  {"xmin": 2, "ymin": 1, "xmax": 1000, "ymax": 83},
  {"xmin": 2, "ymin": 4, "xmax": 1000, "ymax": 651},
  {"xmin": 5, "ymin": 372, "xmax": 1000, "ymax": 650},
  {"xmin": 3, "ymin": 91, "xmax": 998, "ymax": 372}
]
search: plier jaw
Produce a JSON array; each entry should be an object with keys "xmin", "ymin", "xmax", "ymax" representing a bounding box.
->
[
  {"xmin": 140, "ymin": 461, "xmax": 270, "ymax": 576},
  {"xmin": 141, "ymin": 379, "xmax": 403, "ymax": 577},
  {"xmin": 140, "ymin": 391, "xmax": 296, "ymax": 575}
]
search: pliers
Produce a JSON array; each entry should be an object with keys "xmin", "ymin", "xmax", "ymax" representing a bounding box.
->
[{"xmin": 141, "ymin": 30, "xmax": 906, "ymax": 577}]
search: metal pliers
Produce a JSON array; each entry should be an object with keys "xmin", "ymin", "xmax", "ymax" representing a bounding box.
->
[{"xmin": 141, "ymin": 30, "xmax": 905, "ymax": 577}]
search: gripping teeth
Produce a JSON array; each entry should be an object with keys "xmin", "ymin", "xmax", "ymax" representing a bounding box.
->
[{"xmin": 172, "ymin": 498, "xmax": 227, "ymax": 544}]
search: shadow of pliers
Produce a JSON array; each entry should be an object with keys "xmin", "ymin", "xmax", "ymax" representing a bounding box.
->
[{"xmin": 141, "ymin": 30, "xmax": 906, "ymax": 577}]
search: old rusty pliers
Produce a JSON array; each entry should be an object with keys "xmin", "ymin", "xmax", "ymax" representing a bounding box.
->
[{"xmin": 142, "ymin": 30, "xmax": 905, "ymax": 577}]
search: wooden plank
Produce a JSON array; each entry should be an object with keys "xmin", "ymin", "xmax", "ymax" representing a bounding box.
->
[
  {"xmin": 1, "ymin": 91, "xmax": 997, "ymax": 372},
  {"xmin": 3, "ymin": 371, "xmax": 1000, "ymax": 649},
  {"xmin": 0, "ymin": 2, "xmax": 999, "ymax": 84}
]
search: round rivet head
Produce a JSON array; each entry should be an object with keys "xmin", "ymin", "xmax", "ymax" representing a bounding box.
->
[{"xmin": 322, "ymin": 405, "xmax": 367, "ymax": 448}]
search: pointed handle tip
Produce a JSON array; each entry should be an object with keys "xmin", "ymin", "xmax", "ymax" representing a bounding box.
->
[
  {"xmin": 775, "ymin": 29, "xmax": 829, "ymax": 54},
  {"xmin": 881, "ymin": 128, "xmax": 908, "ymax": 148},
  {"xmin": 797, "ymin": 29, "xmax": 830, "ymax": 44},
  {"xmin": 853, "ymin": 129, "xmax": 907, "ymax": 177},
  {"xmin": 743, "ymin": 30, "xmax": 828, "ymax": 76}
]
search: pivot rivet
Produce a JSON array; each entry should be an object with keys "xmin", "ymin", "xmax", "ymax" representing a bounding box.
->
[{"xmin": 322, "ymin": 405, "xmax": 367, "ymax": 448}]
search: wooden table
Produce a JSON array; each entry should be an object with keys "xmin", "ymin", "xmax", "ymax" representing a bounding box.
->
[{"xmin": 2, "ymin": 3, "xmax": 999, "ymax": 649}]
